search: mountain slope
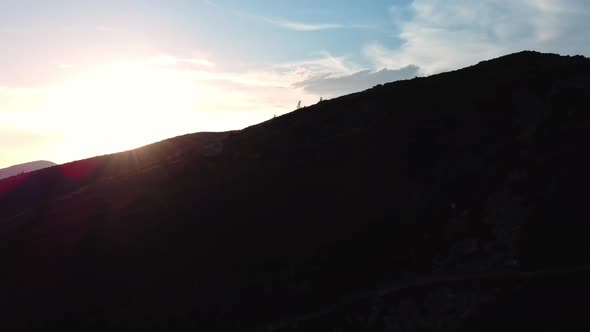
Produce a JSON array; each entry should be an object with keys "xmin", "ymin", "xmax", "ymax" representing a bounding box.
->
[
  {"xmin": 1, "ymin": 51, "xmax": 590, "ymax": 331},
  {"xmin": 0, "ymin": 160, "xmax": 55, "ymax": 180}
]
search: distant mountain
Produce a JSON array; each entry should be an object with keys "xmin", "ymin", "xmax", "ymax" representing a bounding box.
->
[
  {"xmin": 0, "ymin": 160, "xmax": 55, "ymax": 180},
  {"xmin": 1, "ymin": 51, "xmax": 590, "ymax": 331}
]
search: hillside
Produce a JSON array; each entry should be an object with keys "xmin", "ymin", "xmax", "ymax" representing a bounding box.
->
[
  {"xmin": 1, "ymin": 51, "xmax": 590, "ymax": 331},
  {"xmin": 0, "ymin": 160, "xmax": 56, "ymax": 180}
]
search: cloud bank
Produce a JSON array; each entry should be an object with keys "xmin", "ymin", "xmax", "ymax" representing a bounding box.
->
[
  {"xmin": 293, "ymin": 65, "xmax": 421, "ymax": 97},
  {"xmin": 365, "ymin": 0, "xmax": 590, "ymax": 74}
]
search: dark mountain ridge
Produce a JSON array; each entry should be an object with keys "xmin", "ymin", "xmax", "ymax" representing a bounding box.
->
[
  {"xmin": 0, "ymin": 160, "xmax": 55, "ymax": 180},
  {"xmin": 1, "ymin": 51, "xmax": 590, "ymax": 331}
]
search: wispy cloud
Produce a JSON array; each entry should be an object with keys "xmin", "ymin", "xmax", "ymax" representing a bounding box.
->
[
  {"xmin": 144, "ymin": 50, "xmax": 416, "ymax": 106},
  {"xmin": 262, "ymin": 17, "xmax": 375, "ymax": 32},
  {"xmin": 272, "ymin": 51, "xmax": 362, "ymax": 77},
  {"xmin": 264, "ymin": 18, "xmax": 343, "ymax": 31}
]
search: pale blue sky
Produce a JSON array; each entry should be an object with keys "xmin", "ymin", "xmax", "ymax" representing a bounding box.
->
[
  {"xmin": 0, "ymin": 0, "xmax": 408, "ymax": 84},
  {"xmin": 1, "ymin": 0, "xmax": 589, "ymax": 167}
]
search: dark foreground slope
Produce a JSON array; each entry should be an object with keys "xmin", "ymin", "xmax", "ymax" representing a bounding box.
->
[
  {"xmin": 1, "ymin": 51, "xmax": 590, "ymax": 331},
  {"xmin": 0, "ymin": 160, "xmax": 55, "ymax": 180}
]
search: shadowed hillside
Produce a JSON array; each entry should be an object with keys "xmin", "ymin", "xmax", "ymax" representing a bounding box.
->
[
  {"xmin": 1, "ymin": 51, "xmax": 590, "ymax": 331},
  {"xmin": 0, "ymin": 160, "xmax": 55, "ymax": 180}
]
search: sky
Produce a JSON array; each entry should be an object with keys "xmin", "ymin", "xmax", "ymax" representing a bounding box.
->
[{"xmin": 1, "ymin": 0, "xmax": 589, "ymax": 167}]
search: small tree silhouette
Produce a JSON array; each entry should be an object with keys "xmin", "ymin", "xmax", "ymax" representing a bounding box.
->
[{"xmin": 296, "ymin": 100, "xmax": 302, "ymax": 109}]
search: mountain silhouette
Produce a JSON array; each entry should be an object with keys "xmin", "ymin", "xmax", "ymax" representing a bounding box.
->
[
  {"xmin": 0, "ymin": 160, "xmax": 56, "ymax": 180},
  {"xmin": 1, "ymin": 51, "xmax": 590, "ymax": 331}
]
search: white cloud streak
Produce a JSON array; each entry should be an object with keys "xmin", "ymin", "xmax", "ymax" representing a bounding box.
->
[
  {"xmin": 261, "ymin": 17, "xmax": 375, "ymax": 31},
  {"xmin": 266, "ymin": 18, "xmax": 344, "ymax": 31}
]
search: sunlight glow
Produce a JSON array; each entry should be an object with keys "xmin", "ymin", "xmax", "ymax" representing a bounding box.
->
[
  {"xmin": 1, "ymin": 56, "xmax": 300, "ymax": 167},
  {"xmin": 20, "ymin": 59, "xmax": 263, "ymax": 164},
  {"xmin": 45, "ymin": 61, "xmax": 199, "ymax": 160}
]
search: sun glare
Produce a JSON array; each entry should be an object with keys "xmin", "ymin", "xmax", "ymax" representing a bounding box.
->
[
  {"xmin": 2, "ymin": 56, "xmax": 285, "ymax": 166},
  {"xmin": 44, "ymin": 60, "xmax": 213, "ymax": 162}
]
